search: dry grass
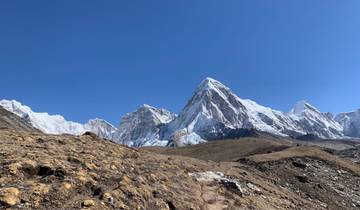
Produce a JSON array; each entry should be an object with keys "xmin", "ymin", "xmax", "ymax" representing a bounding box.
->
[
  {"xmin": 0, "ymin": 130, "xmax": 322, "ymax": 210},
  {"xmin": 1, "ymin": 127, "xmax": 359, "ymax": 209},
  {"xmin": 142, "ymin": 137, "xmax": 292, "ymax": 162}
]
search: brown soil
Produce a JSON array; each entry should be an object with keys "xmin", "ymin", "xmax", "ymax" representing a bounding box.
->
[
  {"xmin": 0, "ymin": 129, "xmax": 336, "ymax": 210},
  {"xmin": 145, "ymin": 138, "xmax": 360, "ymax": 210},
  {"xmin": 239, "ymin": 153, "xmax": 360, "ymax": 209}
]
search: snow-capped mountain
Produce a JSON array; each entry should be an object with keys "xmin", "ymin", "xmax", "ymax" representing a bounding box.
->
[
  {"xmin": 116, "ymin": 104, "xmax": 176, "ymax": 147},
  {"xmin": 0, "ymin": 100, "xmax": 86, "ymax": 135},
  {"xmin": 84, "ymin": 118, "xmax": 118, "ymax": 140},
  {"xmin": 167, "ymin": 78, "xmax": 299, "ymax": 142},
  {"xmin": 288, "ymin": 101, "xmax": 344, "ymax": 139},
  {"xmin": 166, "ymin": 78, "xmax": 343, "ymax": 145},
  {"xmin": 1, "ymin": 77, "xmax": 358, "ymax": 147},
  {"xmin": 335, "ymin": 109, "xmax": 360, "ymax": 137},
  {"xmin": 0, "ymin": 99, "xmax": 118, "ymax": 139}
]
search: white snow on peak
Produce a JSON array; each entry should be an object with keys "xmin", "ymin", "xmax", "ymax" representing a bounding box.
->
[
  {"xmin": 287, "ymin": 100, "xmax": 343, "ymax": 138},
  {"xmin": 168, "ymin": 78, "xmax": 345, "ymax": 142},
  {"xmin": 289, "ymin": 100, "xmax": 320, "ymax": 116},
  {"xmin": 84, "ymin": 118, "xmax": 118, "ymax": 139},
  {"xmin": 335, "ymin": 109, "xmax": 360, "ymax": 137},
  {"xmin": 291, "ymin": 100, "xmax": 308, "ymax": 115},
  {"xmin": 0, "ymin": 99, "xmax": 121, "ymax": 140},
  {"xmin": 1, "ymin": 77, "xmax": 356, "ymax": 147},
  {"xmin": 199, "ymin": 77, "xmax": 225, "ymax": 89},
  {"xmin": 115, "ymin": 104, "xmax": 177, "ymax": 147},
  {"xmin": 141, "ymin": 104, "xmax": 153, "ymax": 109},
  {"xmin": 169, "ymin": 78, "xmax": 299, "ymax": 140},
  {"xmin": 0, "ymin": 99, "xmax": 86, "ymax": 135}
]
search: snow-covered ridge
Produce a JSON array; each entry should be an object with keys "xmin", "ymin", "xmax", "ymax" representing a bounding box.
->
[
  {"xmin": 166, "ymin": 78, "xmax": 344, "ymax": 143},
  {"xmin": 115, "ymin": 104, "xmax": 176, "ymax": 147},
  {"xmin": 288, "ymin": 100, "xmax": 343, "ymax": 139},
  {"xmin": 0, "ymin": 100, "xmax": 86, "ymax": 135},
  {"xmin": 0, "ymin": 100, "xmax": 119, "ymax": 139},
  {"xmin": 0, "ymin": 99, "xmax": 178, "ymax": 146},
  {"xmin": 335, "ymin": 109, "xmax": 360, "ymax": 137},
  {"xmin": 1, "ymin": 77, "xmax": 358, "ymax": 147}
]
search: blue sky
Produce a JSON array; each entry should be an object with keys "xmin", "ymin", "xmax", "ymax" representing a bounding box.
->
[{"xmin": 1, "ymin": 1, "xmax": 360, "ymax": 124}]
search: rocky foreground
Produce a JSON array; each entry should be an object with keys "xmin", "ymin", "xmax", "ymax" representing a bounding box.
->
[{"xmin": 0, "ymin": 128, "xmax": 360, "ymax": 209}]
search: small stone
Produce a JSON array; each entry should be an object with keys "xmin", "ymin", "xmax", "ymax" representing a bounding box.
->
[
  {"xmin": 81, "ymin": 199, "xmax": 95, "ymax": 208},
  {"xmin": 82, "ymin": 132, "xmax": 97, "ymax": 138},
  {"xmin": 121, "ymin": 175, "xmax": 131, "ymax": 184},
  {"xmin": 0, "ymin": 187, "xmax": 20, "ymax": 206},
  {"xmin": 62, "ymin": 182, "xmax": 72, "ymax": 191},
  {"xmin": 246, "ymin": 183, "xmax": 262, "ymax": 194},
  {"xmin": 110, "ymin": 164, "xmax": 117, "ymax": 170},
  {"xmin": 64, "ymin": 183, "xmax": 72, "ymax": 190},
  {"xmin": 292, "ymin": 161, "xmax": 307, "ymax": 169},
  {"xmin": 85, "ymin": 162, "xmax": 97, "ymax": 170},
  {"xmin": 295, "ymin": 175, "xmax": 309, "ymax": 183},
  {"xmin": 337, "ymin": 184, "xmax": 345, "ymax": 191},
  {"xmin": 147, "ymin": 174, "xmax": 157, "ymax": 182},
  {"xmin": 102, "ymin": 192, "xmax": 114, "ymax": 205},
  {"xmin": 31, "ymin": 184, "xmax": 50, "ymax": 196}
]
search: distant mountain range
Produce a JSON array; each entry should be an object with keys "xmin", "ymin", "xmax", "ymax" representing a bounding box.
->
[{"xmin": 1, "ymin": 77, "xmax": 359, "ymax": 146}]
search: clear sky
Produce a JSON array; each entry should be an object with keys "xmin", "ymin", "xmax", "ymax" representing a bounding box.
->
[{"xmin": 1, "ymin": 1, "xmax": 360, "ymax": 125}]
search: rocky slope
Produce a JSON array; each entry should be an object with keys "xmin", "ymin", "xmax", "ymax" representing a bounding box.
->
[
  {"xmin": 0, "ymin": 129, "xmax": 355, "ymax": 210},
  {"xmin": 0, "ymin": 107, "xmax": 38, "ymax": 132},
  {"xmin": 1, "ymin": 127, "xmax": 360, "ymax": 209}
]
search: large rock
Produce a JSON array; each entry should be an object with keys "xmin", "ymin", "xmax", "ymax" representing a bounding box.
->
[{"xmin": 0, "ymin": 187, "xmax": 20, "ymax": 206}]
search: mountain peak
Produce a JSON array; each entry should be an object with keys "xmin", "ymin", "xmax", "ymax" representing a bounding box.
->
[
  {"xmin": 198, "ymin": 77, "xmax": 228, "ymax": 92},
  {"xmin": 141, "ymin": 104, "xmax": 154, "ymax": 109},
  {"xmin": 86, "ymin": 118, "xmax": 114, "ymax": 127},
  {"xmin": 203, "ymin": 77, "xmax": 218, "ymax": 83},
  {"xmin": 290, "ymin": 100, "xmax": 318, "ymax": 115},
  {"xmin": 292, "ymin": 100, "xmax": 308, "ymax": 115},
  {"xmin": 0, "ymin": 99, "xmax": 32, "ymax": 116}
]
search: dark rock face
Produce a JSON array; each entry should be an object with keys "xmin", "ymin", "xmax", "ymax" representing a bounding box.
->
[
  {"xmin": 295, "ymin": 134, "xmax": 321, "ymax": 141},
  {"xmin": 0, "ymin": 107, "xmax": 38, "ymax": 132}
]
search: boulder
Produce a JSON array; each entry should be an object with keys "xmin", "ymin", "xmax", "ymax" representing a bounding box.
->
[{"xmin": 0, "ymin": 187, "xmax": 20, "ymax": 206}]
